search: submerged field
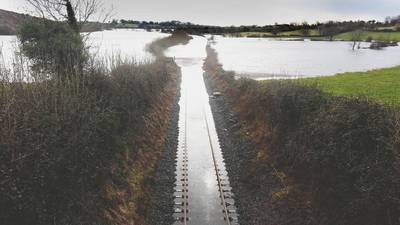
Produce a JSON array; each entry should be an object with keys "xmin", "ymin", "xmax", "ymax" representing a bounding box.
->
[
  {"xmin": 211, "ymin": 36, "xmax": 400, "ymax": 78},
  {"xmin": 297, "ymin": 66, "xmax": 400, "ymax": 105}
]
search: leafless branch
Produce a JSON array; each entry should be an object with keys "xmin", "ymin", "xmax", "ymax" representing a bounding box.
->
[{"xmin": 25, "ymin": 0, "xmax": 112, "ymax": 25}]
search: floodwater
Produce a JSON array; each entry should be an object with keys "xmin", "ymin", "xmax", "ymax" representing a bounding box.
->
[
  {"xmin": 85, "ymin": 29, "xmax": 168, "ymax": 63},
  {"xmin": 3, "ymin": 30, "xmax": 400, "ymax": 79},
  {"xmin": 0, "ymin": 29, "xmax": 168, "ymax": 71},
  {"xmin": 166, "ymin": 37, "xmax": 238, "ymax": 225},
  {"xmin": 0, "ymin": 35, "xmax": 19, "ymax": 70},
  {"xmin": 211, "ymin": 36, "xmax": 400, "ymax": 79}
]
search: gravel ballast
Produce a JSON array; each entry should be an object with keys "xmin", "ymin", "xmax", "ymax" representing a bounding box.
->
[
  {"xmin": 147, "ymin": 76, "xmax": 181, "ymax": 225},
  {"xmin": 203, "ymin": 72, "xmax": 271, "ymax": 225}
]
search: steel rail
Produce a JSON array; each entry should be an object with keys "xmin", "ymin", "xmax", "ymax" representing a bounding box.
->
[
  {"xmin": 203, "ymin": 107, "xmax": 232, "ymax": 225},
  {"xmin": 182, "ymin": 88, "xmax": 188, "ymax": 225}
]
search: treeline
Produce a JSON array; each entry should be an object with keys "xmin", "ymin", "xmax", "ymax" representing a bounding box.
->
[
  {"xmin": 0, "ymin": 8, "xmax": 108, "ymax": 35},
  {"xmin": 110, "ymin": 17, "xmax": 400, "ymax": 36},
  {"xmin": 0, "ymin": 5, "xmax": 181, "ymax": 225},
  {"xmin": 385, "ymin": 15, "xmax": 400, "ymax": 25},
  {"xmin": 204, "ymin": 45, "xmax": 400, "ymax": 225},
  {"xmin": 178, "ymin": 20, "xmax": 399, "ymax": 36}
]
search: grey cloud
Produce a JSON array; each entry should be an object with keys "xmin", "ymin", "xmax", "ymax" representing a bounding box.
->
[{"xmin": 1, "ymin": 0, "xmax": 399, "ymax": 25}]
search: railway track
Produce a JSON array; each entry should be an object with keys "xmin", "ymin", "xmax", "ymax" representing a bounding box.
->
[
  {"xmin": 204, "ymin": 107, "xmax": 239, "ymax": 225},
  {"xmin": 173, "ymin": 88, "xmax": 189, "ymax": 224},
  {"xmin": 172, "ymin": 87, "xmax": 238, "ymax": 225}
]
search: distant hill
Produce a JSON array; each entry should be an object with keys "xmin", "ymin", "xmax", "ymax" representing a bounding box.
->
[
  {"xmin": 0, "ymin": 9, "xmax": 33, "ymax": 35},
  {"xmin": 0, "ymin": 8, "xmax": 110, "ymax": 35}
]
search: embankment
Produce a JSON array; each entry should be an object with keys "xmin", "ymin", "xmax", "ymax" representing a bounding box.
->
[{"xmin": 204, "ymin": 45, "xmax": 400, "ymax": 225}]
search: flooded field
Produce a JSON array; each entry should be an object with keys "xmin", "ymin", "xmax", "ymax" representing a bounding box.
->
[
  {"xmin": 211, "ymin": 36, "xmax": 400, "ymax": 79},
  {"xmin": 0, "ymin": 35, "xmax": 19, "ymax": 70},
  {"xmin": 86, "ymin": 29, "xmax": 169, "ymax": 63},
  {"xmin": 0, "ymin": 29, "xmax": 168, "ymax": 71},
  {"xmin": 3, "ymin": 31, "xmax": 400, "ymax": 80}
]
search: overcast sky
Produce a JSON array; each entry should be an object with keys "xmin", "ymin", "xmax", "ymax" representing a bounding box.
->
[{"xmin": 1, "ymin": 0, "xmax": 399, "ymax": 25}]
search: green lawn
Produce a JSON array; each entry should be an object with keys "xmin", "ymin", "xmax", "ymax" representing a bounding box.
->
[
  {"xmin": 279, "ymin": 29, "xmax": 320, "ymax": 36},
  {"xmin": 298, "ymin": 66, "xmax": 400, "ymax": 105},
  {"xmin": 231, "ymin": 29, "xmax": 320, "ymax": 38},
  {"xmin": 238, "ymin": 32, "xmax": 274, "ymax": 37},
  {"xmin": 334, "ymin": 31, "xmax": 400, "ymax": 42},
  {"xmin": 228, "ymin": 30, "xmax": 400, "ymax": 42}
]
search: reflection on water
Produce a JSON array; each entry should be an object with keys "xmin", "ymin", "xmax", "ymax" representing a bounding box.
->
[{"xmin": 212, "ymin": 36, "xmax": 400, "ymax": 79}]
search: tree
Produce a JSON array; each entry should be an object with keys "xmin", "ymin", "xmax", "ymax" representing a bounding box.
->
[
  {"xmin": 320, "ymin": 22, "xmax": 340, "ymax": 41},
  {"xmin": 18, "ymin": 0, "xmax": 111, "ymax": 81},
  {"xmin": 300, "ymin": 21, "xmax": 310, "ymax": 37},
  {"xmin": 350, "ymin": 30, "xmax": 363, "ymax": 50},
  {"xmin": 18, "ymin": 0, "xmax": 109, "ymax": 80},
  {"xmin": 18, "ymin": 20, "xmax": 86, "ymax": 80},
  {"xmin": 65, "ymin": 0, "xmax": 78, "ymax": 32},
  {"xmin": 26, "ymin": 0, "xmax": 110, "ymax": 32}
]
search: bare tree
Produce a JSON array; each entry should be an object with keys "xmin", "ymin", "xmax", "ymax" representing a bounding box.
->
[
  {"xmin": 350, "ymin": 29, "xmax": 363, "ymax": 50},
  {"xmin": 26, "ymin": 0, "xmax": 111, "ymax": 31}
]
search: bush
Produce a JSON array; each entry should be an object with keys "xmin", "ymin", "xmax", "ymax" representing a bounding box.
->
[
  {"xmin": 0, "ymin": 59, "xmax": 174, "ymax": 224},
  {"xmin": 18, "ymin": 20, "xmax": 86, "ymax": 80},
  {"xmin": 251, "ymin": 83, "xmax": 400, "ymax": 225},
  {"xmin": 305, "ymin": 99, "xmax": 400, "ymax": 225}
]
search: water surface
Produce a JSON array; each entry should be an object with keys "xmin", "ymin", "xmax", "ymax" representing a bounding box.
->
[
  {"xmin": 86, "ymin": 29, "xmax": 168, "ymax": 63},
  {"xmin": 212, "ymin": 36, "xmax": 400, "ymax": 79},
  {"xmin": 0, "ymin": 35, "xmax": 19, "ymax": 70},
  {"xmin": 0, "ymin": 29, "xmax": 168, "ymax": 71},
  {"xmin": 167, "ymin": 36, "xmax": 238, "ymax": 225}
]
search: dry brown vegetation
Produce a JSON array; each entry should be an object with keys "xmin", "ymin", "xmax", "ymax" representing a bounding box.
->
[{"xmin": 0, "ymin": 58, "xmax": 180, "ymax": 224}]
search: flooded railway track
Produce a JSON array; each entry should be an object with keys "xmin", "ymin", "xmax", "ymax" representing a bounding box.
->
[
  {"xmin": 172, "ymin": 88, "xmax": 239, "ymax": 225},
  {"xmin": 167, "ymin": 36, "xmax": 239, "ymax": 225}
]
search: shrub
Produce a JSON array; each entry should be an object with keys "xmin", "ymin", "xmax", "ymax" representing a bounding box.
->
[
  {"xmin": 306, "ymin": 99, "xmax": 400, "ymax": 225},
  {"xmin": 0, "ymin": 59, "xmax": 175, "ymax": 224},
  {"xmin": 18, "ymin": 20, "xmax": 86, "ymax": 80}
]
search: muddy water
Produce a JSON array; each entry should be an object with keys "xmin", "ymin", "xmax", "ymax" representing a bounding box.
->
[{"xmin": 167, "ymin": 37, "xmax": 238, "ymax": 225}]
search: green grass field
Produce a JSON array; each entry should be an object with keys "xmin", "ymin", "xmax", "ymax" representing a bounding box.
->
[
  {"xmin": 298, "ymin": 66, "xmax": 400, "ymax": 105},
  {"xmin": 279, "ymin": 29, "xmax": 320, "ymax": 36},
  {"xmin": 238, "ymin": 31, "xmax": 273, "ymax": 37},
  {"xmin": 231, "ymin": 29, "xmax": 320, "ymax": 38},
  {"xmin": 228, "ymin": 30, "xmax": 400, "ymax": 42},
  {"xmin": 334, "ymin": 31, "xmax": 400, "ymax": 42}
]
